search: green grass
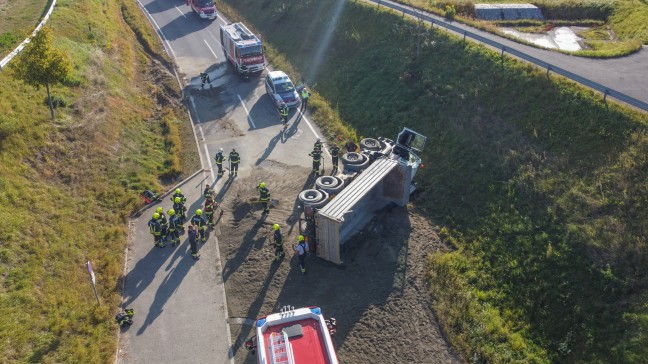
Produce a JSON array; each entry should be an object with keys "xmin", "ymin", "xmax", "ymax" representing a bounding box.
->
[
  {"xmin": 0, "ymin": 0, "xmax": 51, "ymax": 56},
  {"xmin": 395, "ymin": 0, "xmax": 647, "ymax": 58},
  {"xmin": 218, "ymin": 0, "xmax": 648, "ymax": 362},
  {"xmin": 0, "ymin": 0, "xmax": 199, "ymax": 361}
]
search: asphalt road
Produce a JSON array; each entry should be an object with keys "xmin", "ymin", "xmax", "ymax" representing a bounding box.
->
[
  {"xmin": 367, "ymin": 0, "xmax": 648, "ymax": 109},
  {"xmin": 118, "ymin": 2, "xmax": 324, "ymax": 363}
]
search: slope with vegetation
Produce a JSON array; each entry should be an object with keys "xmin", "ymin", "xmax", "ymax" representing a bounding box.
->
[
  {"xmin": 0, "ymin": 0, "xmax": 198, "ymax": 361},
  {"xmin": 218, "ymin": 0, "xmax": 648, "ymax": 362},
  {"xmin": 0, "ymin": 0, "xmax": 50, "ymax": 57}
]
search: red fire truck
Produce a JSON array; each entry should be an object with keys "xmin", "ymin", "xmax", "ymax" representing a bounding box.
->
[{"xmin": 219, "ymin": 22, "xmax": 266, "ymax": 74}]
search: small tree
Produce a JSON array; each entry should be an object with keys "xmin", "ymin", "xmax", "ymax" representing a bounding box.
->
[{"xmin": 11, "ymin": 27, "xmax": 71, "ymax": 120}]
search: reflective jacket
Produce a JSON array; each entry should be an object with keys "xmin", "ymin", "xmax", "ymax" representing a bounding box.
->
[
  {"xmin": 148, "ymin": 219, "xmax": 161, "ymax": 235},
  {"xmin": 329, "ymin": 145, "xmax": 340, "ymax": 157},
  {"xmin": 309, "ymin": 150, "xmax": 321, "ymax": 162},
  {"xmin": 258, "ymin": 186, "xmax": 270, "ymax": 201},
  {"xmin": 191, "ymin": 215, "xmax": 206, "ymax": 229},
  {"xmin": 229, "ymin": 151, "xmax": 240, "ymax": 163},
  {"xmin": 214, "ymin": 153, "xmax": 224, "ymax": 165}
]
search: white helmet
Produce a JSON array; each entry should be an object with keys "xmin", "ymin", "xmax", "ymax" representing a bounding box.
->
[{"xmin": 219, "ymin": 148, "xmax": 223, "ymax": 153}]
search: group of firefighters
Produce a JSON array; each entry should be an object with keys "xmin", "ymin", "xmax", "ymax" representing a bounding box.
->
[{"xmin": 147, "ymin": 186, "xmax": 221, "ymax": 260}]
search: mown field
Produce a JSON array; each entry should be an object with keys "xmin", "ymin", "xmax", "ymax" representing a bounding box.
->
[
  {"xmin": 0, "ymin": 0, "xmax": 199, "ymax": 361},
  {"xmin": 218, "ymin": 0, "xmax": 648, "ymax": 362},
  {"xmin": 401, "ymin": 0, "xmax": 647, "ymax": 57}
]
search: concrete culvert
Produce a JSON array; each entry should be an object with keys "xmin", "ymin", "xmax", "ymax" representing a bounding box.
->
[
  {"xmin": 316, "ymin": 176, "xmax": 344, "ymax": 194},
  {"xmin": 299, "ymin": 189, "xmax": 330, "ymax": 208},
  {"xmin": 360, "ymin": 138, "xmax": 381, "ymax": 151}
]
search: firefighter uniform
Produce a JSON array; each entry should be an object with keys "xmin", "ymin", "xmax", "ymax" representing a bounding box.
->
[
  {"xmin": 295, "ymin": 235, "xmax": 309, "ymax": 274},
  {"xmin": 329, "ymin": 144, "xmax": 340, "ymax": 172},
  {"xmin": 314, "ymin": 138, "xmax": 323, "ymax": 152},
  {"xmin": 214, "ymin": 149, "xmax": 225, "ymax": 177},
  {"xmin": 148, "ymin": 213, "xmax": 165, "ymax": 248},
  {"xmin": 204, "ymin": 186, "xmax": 214, "ymax": 201},
  {"xmin": 229, "ymin": 149, "xmax": 240, "ymax": 177},
  {"xmin": 156, "ymin": 207, "xmax": 169, "ymax": 241},
  {"xmin": 257, "ymin": 182, "xmax": 270, "ymax": 214},
  {"xmin": 309, "ymin": 150, "xmax": 322, "ymax": 175},
  {"xmin": 168, "ymin": 209, "xmax": 181, "ymax": 246},
  {"xmin": 173, "ymin": 197, "xmax": 187, "ymax": 222},
  {"xmin": 191, "ymin": 209, "xmax": 207, "ymax": 242},
  {"xmin": 170, "ymin": 189, "xmax": 187, "ymax": 204},
  {"xmin": 301, "ymin": 88, "xmax": 310, "ymax": 109},
  {"xmin": 204, "ymin": 199, "xmax": 217, "ymax": 228},
  {"xmin": 187, "ymin": 225, "xmax": 200, "ymax": 259},
  {"xmin": 273, "ymin": 224, "xmax": 284, "ymax": 261},
  {"xmin": 279, "ymin": 105, "xmax": 289, "ymax": 125}
]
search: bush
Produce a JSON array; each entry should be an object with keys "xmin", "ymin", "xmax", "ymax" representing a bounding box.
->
[{"xmin": 44, "ymin": 95, "xmax": 68, "ymax": 109}]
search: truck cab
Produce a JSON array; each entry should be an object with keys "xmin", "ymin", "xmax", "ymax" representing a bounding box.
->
[
  {"xmin": 190, "ymin": 0, "xmax": 216, "ymax": 20},
  {"xmin": 394, "ymin": 127, "xmax": 427, "ymax": 180}
]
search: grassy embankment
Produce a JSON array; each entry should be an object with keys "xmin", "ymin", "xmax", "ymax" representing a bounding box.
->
[
  {"xmin": 399, "ymin": 0, "xmax": 646, "ymax": 57},
  {"xmin": 219, "ymin": 0, "xmax": 648, "ymax": 362},
  {"xmin": 0, "ymin": 0, "xmax": 199, "ymax": 361},
  {"xmin": 0, "ymin": 0, "xmax": 50, "ymax": 57}
]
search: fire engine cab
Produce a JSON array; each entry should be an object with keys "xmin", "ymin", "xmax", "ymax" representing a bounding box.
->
[{"xmin": 219, "ymin": 22, "xmax": 266, "ymax": 74}]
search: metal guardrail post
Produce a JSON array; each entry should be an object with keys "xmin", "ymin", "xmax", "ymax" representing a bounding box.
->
[{"xmin": 546, "ymin": 65, "xmax": 551, "ymax": 80}]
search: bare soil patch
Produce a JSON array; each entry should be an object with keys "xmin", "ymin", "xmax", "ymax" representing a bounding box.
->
[{"xmin": 216, "ymin": 161, "xmax": 460, "ymax": 363}]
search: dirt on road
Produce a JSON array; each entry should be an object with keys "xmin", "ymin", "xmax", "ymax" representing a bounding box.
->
[{"xmin": 215, "ymin": 160, "xmax": 460, "ymax": 364}]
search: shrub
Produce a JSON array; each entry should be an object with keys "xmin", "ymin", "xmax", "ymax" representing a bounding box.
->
[{"xmin": 444, "ymin": 4, "xmax": 457, "ymax": 20}]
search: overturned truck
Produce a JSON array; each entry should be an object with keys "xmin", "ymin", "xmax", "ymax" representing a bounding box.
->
[{"xmin": 299, "ymin": 128, "xmax": 427, "ymax": 264}]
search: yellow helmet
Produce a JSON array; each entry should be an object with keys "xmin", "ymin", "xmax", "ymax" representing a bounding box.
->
[
  {"xmin": 168, "ymin": 209, "xmax": 175, "ymax": 216},
  {"xmin": 259, "ymin": 182, "xmax": 266, "ymax": 188},
  {"xmin": 153, "ymin": 213, "xmax": 160, "ymax": 220},
  {"xmin": 156, "ymin": 207, "xmax": 163, "ymax": 214},
  {"xmin": 175, "ymin": 188, "xmax": 181, "ymax": 194},
  {"xmin": 273, "ymin": 224, "xmax": 280, "ymax": 230},
  {"xmin": 175, "ymin": 197, "xmax": 181, "ymax": 204},
  {"xmin": 196, "ymin": 209, "xmax": 203, "ymax": 216},
  {"xmin": 298, "ymin": 235, "xmax": 305, "ymax": 241}
]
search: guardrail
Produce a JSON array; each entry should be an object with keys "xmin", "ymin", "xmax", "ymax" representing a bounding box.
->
[
  {"xmin": 370, "ymin": 0, "xmax": 648, "ymax": 113},
  {"xmin": 0, "ymin": 0, "xmax": 57, "ymax": 70}
]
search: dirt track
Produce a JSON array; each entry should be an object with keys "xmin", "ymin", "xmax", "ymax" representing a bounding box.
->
[{"xmin": 215, "ymin": 161, "xmax": 460, "ymax": 363}]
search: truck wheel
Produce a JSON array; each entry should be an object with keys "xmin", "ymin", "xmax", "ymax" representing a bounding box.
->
[
  {"xmin": 360, "ymin": 138, "xmax": 381, "ymax": 151},
  {"xmin": 299, "ymin": 189, "xmax": 323, "ymax": 205},
  {"xmin": 341, "ymin": 152, "xmax": 371, "ymax": 172},
  {"xmin": 316, "ymin": 176, "xmax": 344, "ymax": 194}
]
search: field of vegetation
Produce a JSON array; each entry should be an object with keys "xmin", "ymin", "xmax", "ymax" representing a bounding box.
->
[
  {"xmin": 399, "ymin": 0, "xmax": 647, "ymax": 57},
  {"xmin": 219, "ymin": 0, "xmax": 648, "ymax": 362},
  {"xmin": 0, "ymin": 0, "xmax": 51, "ymax": 57},
  {"xmin": 0, "ymin": 0, "xmax": 199, "ymax": 361}
]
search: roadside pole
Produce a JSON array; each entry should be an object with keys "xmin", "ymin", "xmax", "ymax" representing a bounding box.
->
[{"xmin": 86, "ymin": 260, "xmax": 100, "ymax": 305}]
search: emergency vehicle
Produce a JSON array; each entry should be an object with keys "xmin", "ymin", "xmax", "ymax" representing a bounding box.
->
[
  {"xmin": 189, "ymin": 0, "xmax": 216, "ymax": 20},
  {"xmin": 219, "ymin": 22, "xmax": 266, "ymax": 73}
]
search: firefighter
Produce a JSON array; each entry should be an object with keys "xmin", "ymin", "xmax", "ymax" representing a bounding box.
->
[
  {"xmin": 167, "ymin": 209, "xmax": 181, "ymax": 246},
  {"xmin": 191, "ymin": 209, "xmax": 207, "ymax": 243},
  {"xmin": 295, "ymin": 235, "xmax": 309, "ymax": 274},
  {"xmin": 329, "ymin": 144, "xmax": 340, "ymax": 173},
  {"xmin": 314, "ymin": 138, "xmax": 323, "ymax": 153},
  {"xmin": 115, "ymin": 308, "xmax": 135, "ymax": 327},
  {"xmin": 272, "ymin": 224, "xmax": 284, "ymax": 261},
  {"xmin": 156, "ymin": 207, "xmax": 169, "ymax": 242},
  {"xmin": 278, "ymin": 103, "xmax": 289, "ymax": 126},
  {"xmin": 204, "ymin": 198, "xmax": 217, "ymax": 228},
  {"xmin": 257, "ymin": 182, "xmax": 271, "ymax": 214},
  {"xmin": 148, "ymin": 213, "xmax": 165, "ymax": 248},
  {"xmin": 239, "ymin": 64, "xmax": 249, "ymax": 81},
  {"xmin": 203, "ymin": 185, "xmax": 214, "ymax": 201},
  {"xmin": 345, "ymin": 139, "xmax": 357, "ymax": 153},
  {"xmin": 187, "ymin": 225, "xmax": 200, "ymax": 260},
  {"xmin": 173, "ymin": 196, "xmax": 187, "ymax": 222},
  {"xmin": 229, "ymin": 148, "xmax": 240, "ymax": 177},
  {"xmin": 170, "ymin": 188, "xmax": 186, "ymax": 204},
  {"xmin": 214, "ymin": 148, "xmax": 225, "ymax": 178},
  {"xmin": 309, "ymin": 149, "xmax": 322, "ymax": 176},
  {"xmin": 301, "ymin": 87, "xmax": 310, "ymax": 110}
]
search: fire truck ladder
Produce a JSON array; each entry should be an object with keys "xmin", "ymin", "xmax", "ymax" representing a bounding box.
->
[{"xmin": 269, "ymin": 331, "xmax": 293, "ymax": 364}]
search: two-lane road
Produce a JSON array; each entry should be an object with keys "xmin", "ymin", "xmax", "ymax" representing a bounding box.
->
[{"xmin": 119, "ymin": 1, "xmax": 325, "ymax": 363}]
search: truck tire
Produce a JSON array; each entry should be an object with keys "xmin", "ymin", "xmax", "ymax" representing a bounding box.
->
[
  {"xmin": 342, "ymin": 152, "xmax": 371, "ymax": 172},
  {"xmin": 360, "ymin": 138, "xmax": 381, "ymax": 152},
  {"xmin": 316, "ymin": 176, "xmax": 344, "ymax": 194},
  {"xmin": 299, "ymin": 189, "xmax": 329, "ymax": 208}
]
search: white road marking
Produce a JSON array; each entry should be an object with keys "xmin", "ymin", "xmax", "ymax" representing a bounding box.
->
[
  {"xmin": 203, "ymin": 39, "xmax": 218, "ymax": 60},
  {"xmin": 217, "ymin": 13, "xmax": 226, "ymax": 24},
  {"xmin": 137, "ymin": 0, "xmax": 177, "ymax": 60},
  {"xmin": 175, "ymin": 6, "xmax": 186, "ymax": 18},
  {"xmin": 237, "ymin": 94, "xmax": 256, "ymax": 129},
  {"xmin": 299, "ymin": 109, "xmax": 331, "ymax": 157},
  {"xmin": 204, "ymin": 144, "xmax": 215, "ymax": 182}
]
